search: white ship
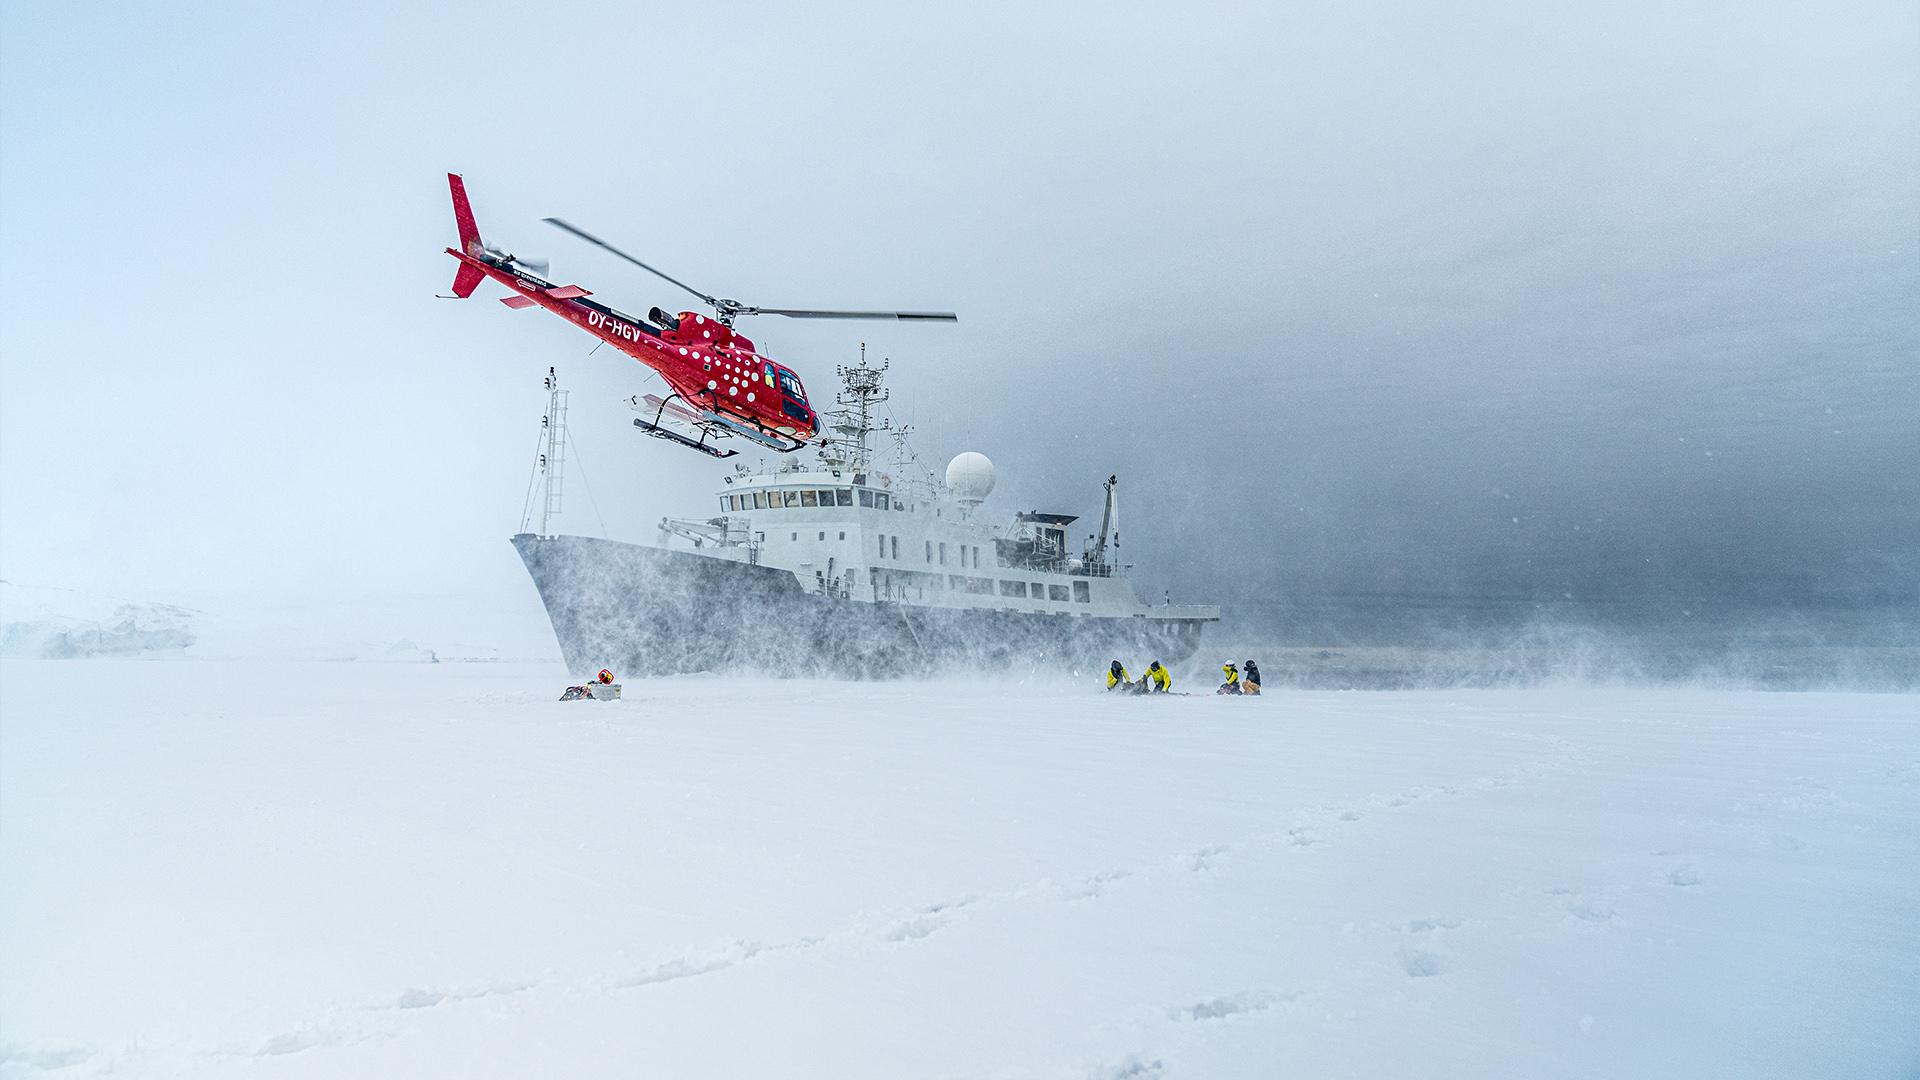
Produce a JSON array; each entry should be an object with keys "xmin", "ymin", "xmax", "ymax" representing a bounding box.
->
[{"xmin": 513, "ymin": 357, "xmax": 1219, "ymax": 677}]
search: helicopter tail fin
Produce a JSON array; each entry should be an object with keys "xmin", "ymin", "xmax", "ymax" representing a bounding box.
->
[{"xmin": 446, "ymin": 172, "xmax": 486, "ymax": 298}]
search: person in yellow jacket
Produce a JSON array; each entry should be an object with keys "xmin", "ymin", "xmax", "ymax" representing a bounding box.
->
[
  {"xmin": 1218, "ymin": 662, "xmax": 1242, "ymax": 695},
  {"xmin": 1145, "ymin": 660, "xmax": 1172, "ymax": 693},
  {"xmin": 1106, "ymin": 659, "xmax": 1131, "ymax": 691}
]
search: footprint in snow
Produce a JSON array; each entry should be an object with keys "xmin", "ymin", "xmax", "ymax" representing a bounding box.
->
[
  {"xmin": 1668, "ymin": 865, "xmax": 1702, "ymax": 887},
  {"xmin": 1561, "ymin": 895, "xmax": 1618, "ymax": 924},
  {"xmin": 883, "ymin": 897, "xmax": 980, "ymax": 941},
  {"xmin": 1055, "ymin": 869, "xmax": 1133, "ymax": 901},
  {"xmin": 255, "ymin": 1027, "xmax": 338, "ymax": 1057},
  {"xmin": 1186, "ymin": 844, "xmax": 1228, "ymax": 872},
  {"xmin": 1396, "ymin": 944, "xmax": 1451, "ymax": 978},
  {"xmin": 613, "ymin": 942, "xmax": 762, "ymax": 989},
  {"xmin": 1092, "ymin": 1054, "xmax": 1167, "ymax": 1079},
  {"xmin": 1167, "ymin": 988, "xmax": 1297, "ymax": 1021}
]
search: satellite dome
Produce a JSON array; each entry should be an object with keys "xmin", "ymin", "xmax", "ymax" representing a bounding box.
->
[{"xmin": 945, "ymin": 452, "xmax": 996, "ymax": 503}]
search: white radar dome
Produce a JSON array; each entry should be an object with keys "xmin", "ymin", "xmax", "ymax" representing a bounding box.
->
[{"xmin": 945, "ymin": 452, "xmax": 996, "ymax": 503}]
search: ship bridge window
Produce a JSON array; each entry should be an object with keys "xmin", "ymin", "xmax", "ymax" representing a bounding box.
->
[
  {"xmin": 1048, "ymin": 584, "xmax": 1070, "ymax": 601},
  {"xmin": 1073, "ymin": 581, "xmax": 1090, "ymax": 603},
  {"xmin": 876, "ymin": 493, "xmax": 890, "ymax": 511},
  {"xmin": 835, "ymin": 488, "xmax": 853, "ymax": 506},
  {"xmin": 999, "ymin": 580, "xmax": 1026, "ymax": 598},
  {"xmin": 784, "ymin": 490, "xmax": 801, "ymax": 508},
  {"xmin": 801, "ymin": 490, "xmax": 818, "ymax": 507},
  {"xmin": 891, "ymin": 536, "xmax": 899, "ymax": 560},
  {"xmin": 1031, "ymin": 581, "xmax": 1044, "ymax": 597},
  {"xmin": 751, "ymin": 491, "xmax": 766, "ymax": 509},
  {"xmin": 815, "ymin": 489, "xmax": 836, "ymax": 505},
  {"xmin": 858, "ymin": 489, "xmax": 874, "ymax": 508}
]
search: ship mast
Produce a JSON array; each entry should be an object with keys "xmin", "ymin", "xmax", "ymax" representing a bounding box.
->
[
  {"xmin": 520, "ymin": 366, "xmax": 568, "ymax": 537},
  {"xmin": 816, "ymin": 343, "xmax": 890, "ymax": 474}
]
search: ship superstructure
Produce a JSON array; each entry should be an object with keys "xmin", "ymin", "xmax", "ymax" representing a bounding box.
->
[{"xmin": 512, "ymin": 356, "xmax": 1219, "ymax": 677}]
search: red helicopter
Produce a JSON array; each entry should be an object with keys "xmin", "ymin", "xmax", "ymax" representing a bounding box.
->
[{"xmin": 441, "ymin": 174, "xmax": 956, "ymax": 458}]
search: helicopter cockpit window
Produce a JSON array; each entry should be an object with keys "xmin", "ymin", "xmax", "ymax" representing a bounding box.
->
[{"xmin": 777, "ymin": 371, "xmax": 805, "ymax": 400}]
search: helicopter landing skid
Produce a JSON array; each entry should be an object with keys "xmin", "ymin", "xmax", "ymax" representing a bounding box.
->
[
  {"xmin": 630, "ymin": 394, "xmax": 739, "ymax": 459},
  {"xmin": 635, "ymin": 394, "xmax": 808, "ymax": 456}
]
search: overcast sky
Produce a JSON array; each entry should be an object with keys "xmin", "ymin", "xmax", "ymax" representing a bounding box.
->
[{"xmin": 2, "ymin": 0, "xmax": 1914, "ymax": 635}]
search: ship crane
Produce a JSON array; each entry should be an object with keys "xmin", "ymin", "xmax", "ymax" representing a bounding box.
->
[{"xmin": 1085, "ymin": 475, "xmax": 1120, "ymax": 575}]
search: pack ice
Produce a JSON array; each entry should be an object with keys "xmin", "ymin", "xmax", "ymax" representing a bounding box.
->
[{"xmin": 1, "ymin": 660, "xmax": 1914, "ymax": 1079}]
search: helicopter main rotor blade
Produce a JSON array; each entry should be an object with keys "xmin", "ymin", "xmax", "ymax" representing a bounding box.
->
[
  {"xmin": 541, "ymin": 218, "xmax": 717, "ymax": 309},
  {"xmin": 752, "ymin": 308, "xmax": 959, "ymax": 321}
]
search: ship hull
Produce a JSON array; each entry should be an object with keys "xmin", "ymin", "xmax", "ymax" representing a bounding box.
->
[{"xmin": 513, "ymin": 533, "xmax": 1210, "ymax": 678}]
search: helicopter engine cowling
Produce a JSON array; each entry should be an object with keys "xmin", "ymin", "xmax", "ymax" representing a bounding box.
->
[{"xmin": 648, "ymin": 307, "xmax": 681, "ymax": 332}]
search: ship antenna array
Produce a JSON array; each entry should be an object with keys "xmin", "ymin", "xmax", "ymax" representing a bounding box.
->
[{"xmin": 520, "ymin": 366, "xmax": 568, "ymax": 536}]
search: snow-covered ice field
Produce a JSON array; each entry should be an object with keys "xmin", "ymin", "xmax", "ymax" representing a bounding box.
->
[{"xmin": 2, "ymin": 660, "xmax": 1915, "ymax": 1078}]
